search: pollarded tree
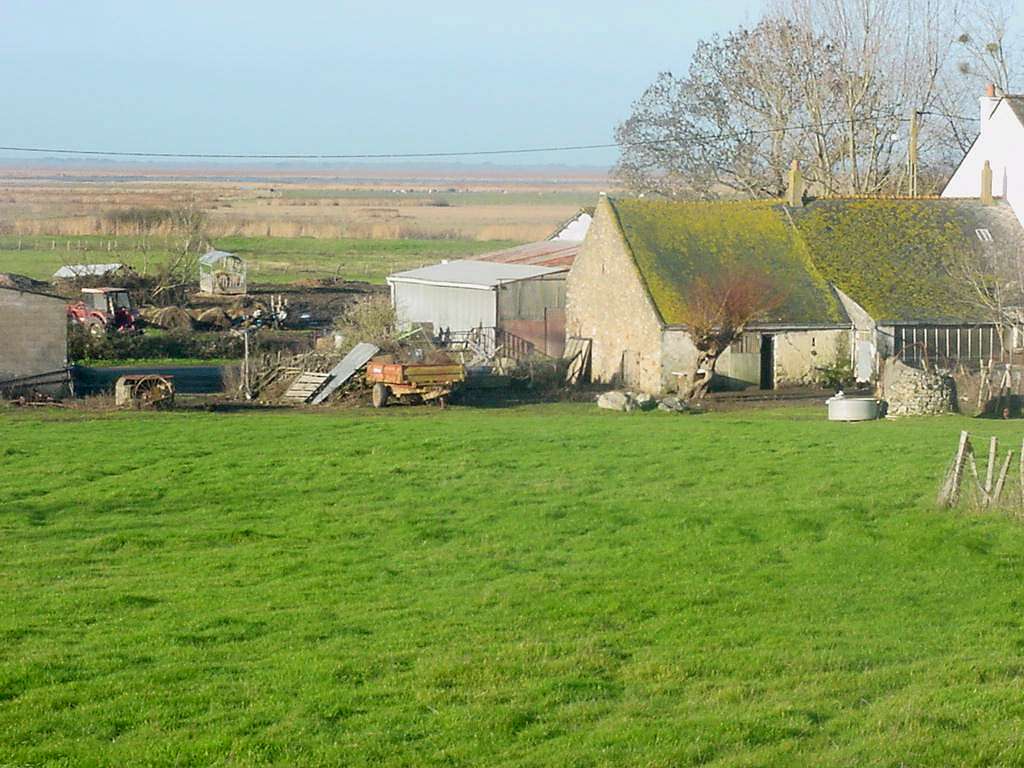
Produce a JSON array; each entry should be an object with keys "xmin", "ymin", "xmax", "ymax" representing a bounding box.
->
[{"xmin": 679, "ymin": 270, "xmax": 786, "ymax": 401}]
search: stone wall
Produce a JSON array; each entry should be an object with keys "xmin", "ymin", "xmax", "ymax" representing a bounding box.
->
[
  {"xmin": 774, "ymin": 329, "xmax": 850, "ymax": 386},
  {"xmin": 0, "ymin": 288, "xmax": 68, "ymax": 392},
  {"xmin": 880, "ymin": 357, "xmax": 954, "ymax": 416},
  {"xmin": 565, "ymin": 197, "xmax": 665, "ymax": 393},
  {"xmin": 660, "ymin": 330, "xmax": 698, "ymax": 393}
]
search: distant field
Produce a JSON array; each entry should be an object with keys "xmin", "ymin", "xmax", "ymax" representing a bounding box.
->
[
  {"xmin": 0, "ymin": 177, "xmax": 602, "ymax": 241},
  {"xmin": 4, "ymin": 405, "xmax": 1024, "ymax": 765},
  {"xmin": 0, "ymin": 234, "xmax": 519, "ymax": 284},
  {"xmin": 278, "ymin": 189, "xmax": 598, "ymax": 206}
]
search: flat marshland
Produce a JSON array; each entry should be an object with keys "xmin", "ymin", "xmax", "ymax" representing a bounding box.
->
[
  {"xmin": 3, "ymin": 405, "xmax": 1024, "ymax": 766},
  {"xmin": 0, "ymin": 170, "xmax": 602, "ymax": 284}
]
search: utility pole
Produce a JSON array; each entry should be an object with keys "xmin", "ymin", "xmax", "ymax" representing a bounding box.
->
[{"xmin": 908, "ymin": 110, "xmax": 920, "ymax": 198}]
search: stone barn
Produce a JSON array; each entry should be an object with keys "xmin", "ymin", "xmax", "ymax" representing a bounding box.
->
[
  {"xmin": 388, "ymin": 260, "xmax": 569, "ymax": 357},
  {"xmin": 567, "ymin": 194, "xmax": 1023, "ymax": 394},
  {"xmin": 0, "ymin": 283, "xmax": 69, "ymax": 395}
]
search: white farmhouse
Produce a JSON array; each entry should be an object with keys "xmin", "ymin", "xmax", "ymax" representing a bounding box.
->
[{"xmin": 943, "ymin": 85, "xmax": 1024, "ymax": 224}]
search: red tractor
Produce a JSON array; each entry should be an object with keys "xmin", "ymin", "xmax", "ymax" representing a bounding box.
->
[{"xmin": 67, "ymin": 288, "xmax": 139, "ymax": 335}]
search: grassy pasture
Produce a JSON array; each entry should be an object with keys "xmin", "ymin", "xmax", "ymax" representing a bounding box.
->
[
  {"xmin": 3, "ymin": 405, "xmax": 1024, "ymax": 766},
  {"xmin": 0, "ymin": 234, "xmax": 519, "ymax": 284}
]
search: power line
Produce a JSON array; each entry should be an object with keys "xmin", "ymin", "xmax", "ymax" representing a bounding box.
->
[{"xmin": 0, "ymin": 112, "xmax": 979, "ymax": 161}]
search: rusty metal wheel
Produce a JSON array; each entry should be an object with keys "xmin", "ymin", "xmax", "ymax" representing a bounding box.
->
[{"xmin": 132, "ymin": 376, "xmax": 175, "ymax": 409}]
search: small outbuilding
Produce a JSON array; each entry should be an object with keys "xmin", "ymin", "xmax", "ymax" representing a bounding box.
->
[
  {"xmin": 0, "ymin": 282, "xmax": 70, "ymax": 395},
  {"xmin": 388, "ymin": 260, "xmax": 569, "ymax": 357},
  {"xmin": 199, "ymin": 250, "xmax": 247, "ymax": 295}
]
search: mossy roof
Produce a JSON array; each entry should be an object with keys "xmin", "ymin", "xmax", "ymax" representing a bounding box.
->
[
  {"xmin": 609, "ymin": 198, "xmax": 844, "ymax": 326},
  {"xmin": 609, "ymin": 196, "xmax": 1024, "ymax": 326},
  {"xmin": 788, "ymin": 199, "xmax": 1023, "ymax": 322}
]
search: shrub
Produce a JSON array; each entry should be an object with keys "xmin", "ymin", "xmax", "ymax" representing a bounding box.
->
[
  {"xmin": 816, "ymin": 338, "xmax": 855, "ymax": 389},
  {"xmin": 333, "ymin": 296, "xmax": 399, "ymax": 353}
]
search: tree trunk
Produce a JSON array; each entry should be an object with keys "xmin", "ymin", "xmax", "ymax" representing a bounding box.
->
[{"xmin": 682, "ymin": 349, "xmax": 721, "ymax": 402}]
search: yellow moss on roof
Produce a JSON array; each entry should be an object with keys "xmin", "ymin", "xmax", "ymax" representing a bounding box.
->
[
  {"xmin": 609, "ymin": 198, "xmax": 844, "ymax": 325},
  {"xmin": 609, "ymin": 196, "xmax": 1020, "ymax": 325}
]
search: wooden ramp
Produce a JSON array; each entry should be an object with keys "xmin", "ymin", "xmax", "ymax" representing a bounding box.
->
[
  {"xmin": 310, "ymin": 343, "xmax": 379, "ymax": 405},
  {"xmin": 281, "ymin": 372, "xmax": 331, "ymax": 404}
]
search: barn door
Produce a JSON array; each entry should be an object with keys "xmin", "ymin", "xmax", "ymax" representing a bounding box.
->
[
  {"xmin": 621, "ymin": 350, "xmax": 642, "ymax": 387},
  {"xmin": 759, "ymin": 335, "xmax": 774, "ymax": 390}
]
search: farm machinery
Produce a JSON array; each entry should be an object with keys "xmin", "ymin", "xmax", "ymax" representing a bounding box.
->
[
  {"xmin": 67, "ymin": 287, "xmax": 139, "ymax": 335},
  {"xmin": 114, "ymin": 374, "xmax": 175, "ymax": 409},
  {"xmin": 366, "ymin": 357, "xmax": 465, "ymax": 408}
]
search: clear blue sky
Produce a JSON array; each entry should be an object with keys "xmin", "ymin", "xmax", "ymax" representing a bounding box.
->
[{"xmin": 0, "ymin": 1, "xmax": 763, "ymax": 166}]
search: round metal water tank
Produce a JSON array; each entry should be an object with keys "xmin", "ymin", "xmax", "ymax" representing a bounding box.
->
[{"xmin": 826, "ymin": 395, "xmax": 879, "ymax": 421}]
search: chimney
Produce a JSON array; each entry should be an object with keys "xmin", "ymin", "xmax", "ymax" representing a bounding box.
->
[
  {"xmin": 980, "ymin": 83, "xmax": 1001, "ymax": 136},
  {"xmin": 786, "ymin": 160, "xmax": 804, "ymax": 207},
  {"xmin": 981, "ymin": 160, "xmax": 994, "ymax": 204}
]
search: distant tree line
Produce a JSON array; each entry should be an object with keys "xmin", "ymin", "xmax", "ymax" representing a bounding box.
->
[{"xmin": 615, "ymin": 0, "xmax": 1022, "ymax": 198}]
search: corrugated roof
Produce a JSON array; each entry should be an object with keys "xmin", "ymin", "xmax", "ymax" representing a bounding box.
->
[
  {"xmin": 473, "ymin": 241, "xmax": 580, "ymax": 267},
  {"xmin": 53, "ymin": 263, "xmax": 124, "ymax": 279},
  {"xmin": 199, "ymin": 250, "xmax": 239, "ymax": 266},
  {"xmin": 547, "ymin": 207, "xmax": 595, "ymax": 242},
  {"xmin": 388, "ymin": 260, "xmax": 567, "ymax": 289}
]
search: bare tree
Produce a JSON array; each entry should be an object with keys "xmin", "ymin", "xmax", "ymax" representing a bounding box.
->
[
  {"xmin": 150, "ymin": 201, "xmax": 209, "ymax": 305},
  {"xmin": 616, "ymin": 0, "xmax": 998, "ymax": 198},
  {"xmin": 947, "ymin": 238, "xmax": 1024, "ymax": 360},
  {"xmin": 955, "ymin": 0, "xmax": 1021, "ymax": 93},
  {"xmin": 678, "ymin": 271, "xmax": 787, "ymax": 401},
  {"xmin": 615, "ymin": 19, "xmax": 846, "ymax": 199}
]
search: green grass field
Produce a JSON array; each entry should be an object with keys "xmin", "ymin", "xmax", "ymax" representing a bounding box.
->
[
  {"xmin": 0, "ymin": 235, "xmax": 519, "ymax": 285},
  {"xmin": 3, "ymin": 405, "xmax": 1024, "ymax": 766}
]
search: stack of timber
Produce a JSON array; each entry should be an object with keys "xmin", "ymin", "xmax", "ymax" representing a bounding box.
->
[{"xmin": 281, "ymin": 372, "xmax": 332, "ymax": 404}]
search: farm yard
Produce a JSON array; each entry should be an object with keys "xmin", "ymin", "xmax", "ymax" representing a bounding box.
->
[
  {"xmin": 8, "ymin": 0, "xmax": 1024, "ymax": 765},
  {"xmin": 4, "ymin": 405, "xmax": 1024, "ymax": 767}
]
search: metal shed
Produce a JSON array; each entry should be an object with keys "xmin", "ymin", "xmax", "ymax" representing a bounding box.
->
[
  {"xmin": 198, "ymin": 250, "xmax": 247, "ymax": 295},
  {"xmin": 387, "ymin": 260, "xmax": 569, "ymax": 357}
]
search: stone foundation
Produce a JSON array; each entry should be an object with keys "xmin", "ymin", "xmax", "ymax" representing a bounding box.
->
[{"xmin": 880, "ymin": 358, "xmax": 954, "ymax": 417}]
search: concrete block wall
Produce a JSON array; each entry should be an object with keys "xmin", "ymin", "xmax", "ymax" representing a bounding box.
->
[{"xmin": 0, "ymin": 289, "xmax": 68, "ymax": 388}]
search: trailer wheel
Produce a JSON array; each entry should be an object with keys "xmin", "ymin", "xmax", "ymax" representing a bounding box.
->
[{"xmin": 371, "ymin": 383, "xmax": 390, "ymax": 408}]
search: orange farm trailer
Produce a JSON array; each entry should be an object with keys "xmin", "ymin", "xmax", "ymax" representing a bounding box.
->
[{"xmin": 365, "ymin": 359, "xmax": 465, "ymax": 408}]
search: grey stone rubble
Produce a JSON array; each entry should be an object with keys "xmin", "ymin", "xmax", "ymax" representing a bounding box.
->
[
  {"xmin": 596, "ymin": 390, "xmax": 690, "ymax": 414},
  {"xmin": 880, "ymin": 358, "xmax": 954, "ymax": 417}
]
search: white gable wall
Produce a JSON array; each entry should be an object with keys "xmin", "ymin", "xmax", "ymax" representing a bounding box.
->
[{"xmin": 943, "ymin": 98, "xmax": 1024, "ymax": 226}]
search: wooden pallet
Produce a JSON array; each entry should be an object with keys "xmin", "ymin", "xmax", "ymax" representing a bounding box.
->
[{"xmin": 281, "ymin": 372, "xmax": 331, "ymax": 403}]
